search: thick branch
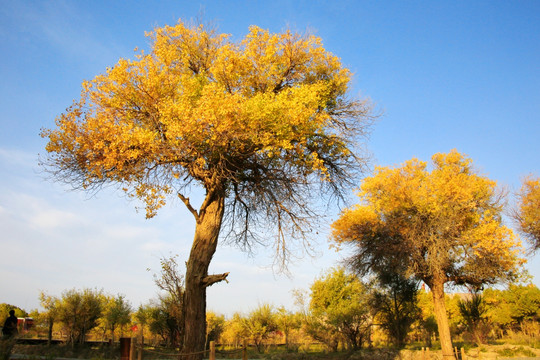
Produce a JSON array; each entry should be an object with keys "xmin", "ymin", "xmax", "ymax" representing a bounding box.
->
[
  {"xmin": 202, "ymin": 272, "xmax": 229, "ymax": 287},
  {"xmin": 178, "ymin": 192, "xmax": 199, "ymax": 221}
]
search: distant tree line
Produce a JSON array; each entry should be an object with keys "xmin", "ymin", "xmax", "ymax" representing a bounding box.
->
[{"xmin": 3, "ymin": 266, "xmax": 539, "ymax": 352}]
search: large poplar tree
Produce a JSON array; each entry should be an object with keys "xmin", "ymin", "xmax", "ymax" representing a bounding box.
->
[
  {"xmin": 331, "ymin": 150, "xmax": 523, "ymax": 359},
  {"xmin": 41, "ymin": 20, "xmax": 371, "ymax": 359}
]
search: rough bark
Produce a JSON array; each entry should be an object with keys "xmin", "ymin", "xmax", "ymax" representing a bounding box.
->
[
  {"xmin": 430, "ymin": 279, "xmax": 455, "ymax": 360},
  {"xmin": 182, "ymin": 190, "xmax": 227, "ymax": 360}
]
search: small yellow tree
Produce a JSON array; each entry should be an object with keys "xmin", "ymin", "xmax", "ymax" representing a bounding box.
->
[
  {"xmin": 41, "ymin": 20, "xmax": 372, "ymax": 359},
  {"xmin": 516, "ymin": 176, "xmax": 540, "ymax": 250},
  {"xmin": 331, "ymin": 150, "xmax": 524, "ymax": 359}
]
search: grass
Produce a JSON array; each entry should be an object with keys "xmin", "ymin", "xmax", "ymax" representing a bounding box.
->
[
  {"xmin": 496, "ymin": 345, "xmax": 538, "ymax": 358},
  {"xmin": 11, "ymin": 343, "xmax": 120, "ymax": 360},
  {"xmin": 9, "ymin": 340, "xmax": 540, "ymax": 360}
]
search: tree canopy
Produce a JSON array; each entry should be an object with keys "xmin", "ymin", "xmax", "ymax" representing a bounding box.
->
[
  {"xmin": 0, "ymin": 303, "xmax": 27, "ymax": 325},
  {"xmin": 331, "ymin": 150, "xmax": 524, "ymax": 359},
  {"xmin": 332, "ymin": 150, "xmax": 523, "ymax": 288},
  {"xmin": 102, "ymin": 294, "xmax": 132, "ymax": 343},
  {"xmin": 41, "ymin": 21, "xmax": 371, "ymax": 254},
  {"xmin": 308, "ymin": 267, "xmax": 371, "ymax": 350},
  {"xmin": 484, "ymin": 284, "xmax": 540, "ymax": 327},
  {"xmin": 55, "ymin": 288, "xmax": 104, "ymax": 344}
]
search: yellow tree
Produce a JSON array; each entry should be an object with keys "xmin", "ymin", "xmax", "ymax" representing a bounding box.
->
[
  {"xmin": 40, "ymin": 20, "xmax": 371, "ymax": 359},
  {"xmin": 515, "ymin": 176, "xmax": 540, "ymax": 250},
  {"xmin": 331, "ymin": 150, "xmax": 523, "ymax": 359}
]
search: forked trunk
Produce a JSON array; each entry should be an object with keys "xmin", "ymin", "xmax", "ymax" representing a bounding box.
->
[
  {"xmin": 430, "ymin": 279, "xmax": 455, "ymax": 360},
  {"xmin": 182, "ymin": 190, "xmax": 226, "ymax": 360}
]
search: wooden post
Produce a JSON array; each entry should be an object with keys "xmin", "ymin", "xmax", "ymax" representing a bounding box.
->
[
  {"xmin": 120, "ymin": 338, "xmax": 131, "ymax": 360},
  {"xmin": 426, "ymin": 347, "xmax": 430, "ymax": 359},
  {"xmin": 130, "ymin": 337, "xmax": 135, "ymax": 360},
  {"xmin": 242, "ymin": 339, "xmax": 248, "ymax": 360},
  {"xmin": 461, "ymin": 347, "xmax": 466, "ymax": 360},
  {"xmin": 138, "ymin": 334, "xmax": 143, "ymax": 360},
  {"xmin": 421, "ymin": 347, "xmax": 425, "ymax": 360},
  {"xmin": 209, "ymin": 340, "xmax": 215, "ymax": 360}
]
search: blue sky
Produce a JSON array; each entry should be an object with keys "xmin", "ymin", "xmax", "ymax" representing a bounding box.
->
[{"xmin": 1, "ymin": 1, "xmax": 539, "ymax": 316}]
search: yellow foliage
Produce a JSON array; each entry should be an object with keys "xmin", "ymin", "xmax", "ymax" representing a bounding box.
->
[
  {"xmin": 331, "ymin": 150, "xmax": 524, "ymax": 286},
  {"xmin": 517, "ymin": 176, "xmax": 540, "ymax": 250},
  {"xmin": 41, "ymin": 20, "xmax": 369, "ymax": 218}
]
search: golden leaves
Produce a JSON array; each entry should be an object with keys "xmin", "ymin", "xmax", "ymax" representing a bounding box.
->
[
  {"xmin": 41, "ymin": 19, "xmax": 366, "ymax": 217},
  {"xmin": 331, "ymin": 150, "xmax": 525, "ymax": 284},
  {"xmin": 517, "ymin": 176, "xmax": 540, "ymax": 249}
]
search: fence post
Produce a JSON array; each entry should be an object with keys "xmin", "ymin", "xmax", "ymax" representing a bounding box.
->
[
  {"xmin": 209, "ymin": 340, "xmax": 215, "ymax": 360},
  {"xmin": 242, "ymin": 339, "xmax": 248, "ymax": 360},
  {"xmin": 421, "ymin": 347, "xmax": 425, "ymax": 360},
  {"xmin": 120, "ymin": 338, "xmax": 131, "ymax": 360},
  {"xmin": 138, "ymin": 335, "xmax": 143, "ymax": 360},
  {"xmin": 130, "ymin": 338, "xmax": 135, "ymax": 360},
  {"xmin": 461, "ymin": 347, "xmax": 466, "ymax": 360},
  {"xmin": 426, "ymin": 347, "xmax": 430, "ymax": 359}
]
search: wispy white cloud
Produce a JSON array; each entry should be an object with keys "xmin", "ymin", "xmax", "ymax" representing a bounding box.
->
[
  {"xmin": 1, "ymin": 191, "xmax": 82, "ymax": 231},
  {"xmin": 0, "ymin": 148, "xmax": 36, "ymax": 168}
]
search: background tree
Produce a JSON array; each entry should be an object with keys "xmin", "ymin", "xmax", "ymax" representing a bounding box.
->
[
  {"xmin": 56, "ymin": 288, "xmax": 104, "ymax": 345},
  {"xmin": 41, "ymin": 20, "xmax": 371, "ymax": 360},
  {"xmin": 308, "ymin": 267, "xmax": 372, "ymax": 350},
  {"xmin": 134, "ymin": 304, "xmax": 152, "ymax": 345},
  {"xmin": 485, "ymin": 284, "xmax": 540, "ymax": 330},
  {"xmin": 38, "ymin": 293, "xmax": 59, "ymax": 346},
  {"xmin": 370, "ymin": 272, "xmax": 419, "ymax": 348},
  {"xmin": 241, "ymin": 304, "xmax": 278, "ymax": 353},
  {"xmin": 153, "ymin": 255, "xmax": 185, "ymax": 347},
  {"xmin": 103, "ymin": 294, "xmax": 132, "ymax": 343},
  {"xmin": 515, "ymin": 176, "xmax": 540, "ymax": 250},
  {"xmin": 147, "ymin": 301, "xmax": 169, "ymax": 346},
  {"xmin": 458, "ymin": 292, "xmax": 488, "ymax": 345},
  {"xmin": 146, "ymin": 296, "xmax": 183, "ymax": 347},
  {"xmin": 275, "ymin": 307, "xmax": 302, "ymax": 351},
  {"xmin": 205, "ymin": 311, "xmax": 225, "ymax": 344},
  {"xmin": 331, "ymin": 150, "xmax": 524, "ymax": 359},
  {"xmin": 221, "ymin": 313, "xmax": 247, "ymax": 348}
]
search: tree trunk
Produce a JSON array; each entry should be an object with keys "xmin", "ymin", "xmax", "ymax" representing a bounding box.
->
[
  {"xmin": 182, "ymin": 190, "xmax": 226, "ymax": 360},
  {"xmin": 430, "ymin": 279, "xmax": 455, "ymax": 360},
  {"xmin": 47, "ymin": 318, "xmax": 53, "ymax": 347}
]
